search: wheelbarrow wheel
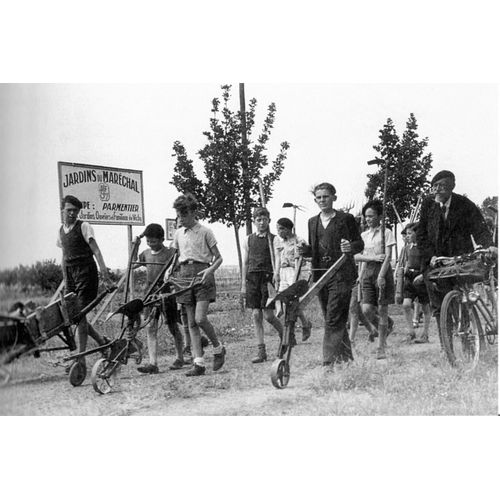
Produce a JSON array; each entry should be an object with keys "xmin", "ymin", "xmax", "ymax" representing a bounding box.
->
[
  {"xmin": 270, "ymin": 358, "xmax": 290, "ymax": 389},
  {"xmin": 91, "ymin": 358, "xmax": 118, "ymax": 394},
  {"xmin": 68, "ymin": 359, "xmax": 87, "ymax": 387}
]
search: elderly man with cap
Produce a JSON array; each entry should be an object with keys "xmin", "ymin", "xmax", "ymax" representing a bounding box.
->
[{"xmin": 416, "ymin": 170, "xmax": 493, "ymax": 343}]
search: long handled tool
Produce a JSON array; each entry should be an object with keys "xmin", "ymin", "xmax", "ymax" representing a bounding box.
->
[{"xmin": 267, "ymin": 254, "xmax": 347, "ymax": 389}]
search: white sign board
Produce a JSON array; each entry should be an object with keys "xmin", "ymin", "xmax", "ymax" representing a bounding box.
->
[{"xmin": 58, "ymin": 162, "xmax": 145, "ymax": 225}]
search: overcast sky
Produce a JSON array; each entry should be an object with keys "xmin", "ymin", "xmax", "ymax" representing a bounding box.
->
[{"xmin": 0, "ymin": 83, "xmax": 497, "ymax": 269}]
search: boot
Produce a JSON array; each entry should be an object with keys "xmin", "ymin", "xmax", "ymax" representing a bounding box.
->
[{"xmin": 251, "ymin": 344, "xmax": 267, "ymax": 364}]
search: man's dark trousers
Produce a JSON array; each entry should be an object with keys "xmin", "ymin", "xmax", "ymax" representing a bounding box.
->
[{"xmin": 318, "ymin": 277, "xmax": 353, "ymax": 364}]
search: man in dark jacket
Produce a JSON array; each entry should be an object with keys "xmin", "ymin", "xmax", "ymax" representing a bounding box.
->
[
  {"xmin": 300, "ymin": 182, "xmax": 364, "ymax": 365},
  {"xmin": 416, "ymin": 170, "xmax": 493, "ymax": 337}
]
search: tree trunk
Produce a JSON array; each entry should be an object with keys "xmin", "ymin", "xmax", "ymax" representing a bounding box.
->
[
  {"xmin": 232, "ymin": 219, "xmax": 245, "ymax": 311},
  {"xmin": 239, "ymin": 83, "xmax": 253, "ymax": 236}
]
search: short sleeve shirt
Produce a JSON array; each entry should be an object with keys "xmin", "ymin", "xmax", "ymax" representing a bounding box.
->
[
  {"xmin": 139, "ymin": 246, "xmax": 176, "ymax": 285},
  {"xmin": 274, "ymin": 234, "xmax": 306, "ymax": 268},
  {"xmin": 56, "ymin": 221, "xmax": 95, "ymax": 248},
  {"xmin": 172, "ymin": 222, "xmax": 217, "ymax": 263},
  {"xmin": 360, "ymin": 226, "xmax": 396, "ymax": 257}
]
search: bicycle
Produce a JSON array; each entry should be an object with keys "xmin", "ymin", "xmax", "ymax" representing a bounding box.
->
[{"xmin": 428, "ymin": 248, "xmax": 497, "ymax": 371}]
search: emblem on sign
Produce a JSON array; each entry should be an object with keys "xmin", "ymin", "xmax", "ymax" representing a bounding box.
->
[{"xmin": 99, "ymin": 183, "xmax": 110, "ymax": 201}]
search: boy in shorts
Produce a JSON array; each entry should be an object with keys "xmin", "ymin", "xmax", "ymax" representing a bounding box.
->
[
  {"xmin": 400, "ymin": 223, "xmax": 431, "ymax": 343},
  {"xmin": 171, "ymin": 194, "xmax": 226, "ymax": 376},
  {"xmin": 56, "ymin": 195, "xmax": 112, "ymax": 362},
  {"xmin": 241, "ymin": 207, "xmax": 284, "ymax": 363},
  {"xmin": 273, "ymin": 217, "xmax": 312, "ymax": 341},
  {"xmin": 354, "ymin": 199, "xmax": 395, "ymax": 359},
  {"xmin": 135, "ymin": 223, "xmax": 186, "ymax": 374}
]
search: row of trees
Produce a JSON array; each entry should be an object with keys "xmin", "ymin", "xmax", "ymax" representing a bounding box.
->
[
  {"xmin": 0, "ymin": 260, "xmax": 63, "ymax": 292},
  {"xmin": 170, "ymin": 85, "xmax": 439, "ymax": 268}
]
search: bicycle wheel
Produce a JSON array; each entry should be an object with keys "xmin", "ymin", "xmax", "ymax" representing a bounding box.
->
[{"xmin": 440, "ymin": 290, "xmax": 480, "ymax": 370}]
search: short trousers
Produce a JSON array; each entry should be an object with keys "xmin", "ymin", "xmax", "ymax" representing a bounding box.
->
[
  {"xmin": 278, "ymin": 266, "xmax": 296, "ymax": 292},
  {"xmin": 246, "ymin": 271, "xmax": 274, "ymax": 309},
  {"xmin": 402, "ymin": 270, "xmax": 430, "ymax": 304},
  {"xmin": 361, "ymin": 262, "xmax": 395, "ymax": 306},
  {"xmin": 174, "ymin": 262, "xmax": 216, "ymax": 305},
  {"xmin": 65, "ymin": 261, "xmax": 98, "ymax": 310}
]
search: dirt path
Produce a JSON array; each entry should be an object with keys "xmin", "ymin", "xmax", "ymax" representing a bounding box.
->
[{"xmin": 1, "ymin": 316, "xmax": 497, "ymax": 416}]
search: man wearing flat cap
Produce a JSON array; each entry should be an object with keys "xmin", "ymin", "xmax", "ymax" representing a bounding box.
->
[{"xmin": 416, "ymin": 170, "xmax": 493, "ymax": 341}]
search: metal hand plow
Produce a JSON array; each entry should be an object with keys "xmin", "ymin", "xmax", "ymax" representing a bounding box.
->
[{"xmin": 268, "ymin": 254, "xmax": 347, "ymax": 389}]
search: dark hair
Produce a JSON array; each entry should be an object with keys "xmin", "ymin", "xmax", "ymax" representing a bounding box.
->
[
  {"xmin": 276, "ymin": 217, "xmax": 293, "ymax": 230},
  {"xmin": 253, "ymin": 207, "xmax": 270, "ymax": 219},
  {"xmin": 61, "ymin": 195, "xmax": 82, "ymax": 210},
  {"xmin": 362, "ymin": 199, "xmax": 383, "ymax": 217},
  {"xmin": 143, "ymin": 223, "xmax": 164, "ymax": 240},
  {"xmin": 173, "ymin": 193, "xmax": 198, "ymax": 214},
  {"xmin": 312, "ymin": 182, "xmax": 336, "ymax": 196}
]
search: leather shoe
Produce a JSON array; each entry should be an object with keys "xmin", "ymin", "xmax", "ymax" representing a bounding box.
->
[
  {"xmin": 213, "ymin": 346, "xmax": 226, "ymax": 371},
  {"xmin": 185, "ymin": 364, "xmax": 206, "ymax": 376}
]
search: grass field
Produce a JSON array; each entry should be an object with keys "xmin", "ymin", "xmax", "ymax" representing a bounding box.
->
[{"xmin": 0, "ymin": 284, "xmax": 497, "ymax": 415}]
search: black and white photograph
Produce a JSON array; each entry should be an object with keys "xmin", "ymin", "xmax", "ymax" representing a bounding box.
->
[
  {"xmin": 1, "ymin": 82, "xmax": 497, "ymax": 416},
  {"xmin": 0, "ymin": 1, "xmax": 498, "ymax": 499}
]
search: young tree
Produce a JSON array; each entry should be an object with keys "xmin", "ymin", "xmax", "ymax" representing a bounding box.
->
[
  {"xmin": 366, "ymin": 114, "xmax": 433, "ymax": 254},
  {"xmin": 170, "ymin": 84, "xmax": 289, "ymax": 274}
]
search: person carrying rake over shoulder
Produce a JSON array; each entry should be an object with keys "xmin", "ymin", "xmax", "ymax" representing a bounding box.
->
[{"xmin": 354, "ymin": 199, "xmax": 395, "ymax": 360}]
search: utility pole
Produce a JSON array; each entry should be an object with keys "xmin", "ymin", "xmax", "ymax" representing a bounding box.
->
[{"xmin": 239, "ymin": 83, "xmax": 253, "ymax": 236}]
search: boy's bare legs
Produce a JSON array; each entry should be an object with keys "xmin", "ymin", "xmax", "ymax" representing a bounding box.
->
[
  {"xmin": 251, "ymin": 309, "xmax": 267, "ymax": 363},
  {"xmin": 415, "ymin": 303, "xmax": 431, "ymax": 343},
  {"xmin": 402, "ymin": 298, "xmax": 416, "ymax": 341},
  {"xmin": 263, "ymin": 309, "xmax": 283, "ymax": 337},
  {"xmin": 184, "ymin": 301, "xmax": 225, "ymax": 374},
  {"xmin": 185, "ymin": 304, "xmax": 202, "ymax": 360},
  {"xmin": 413, "ymin": 300, "xmax": 421, "ymax": 327},
  {"xmin": 298, "ymin": 310, "xmax": 312, "ymax": 341},
  {"xmin": 195, "ymin": 300, "xmax": 221, "ymax": 348},
  {"xmin": 377, "ymin": 304, "xmax": 389, "ymax": 358},
  {"xmin": 263, "ymin": 309, "xmax": 285, "ymax": 356},
  {"xmin": 146, "ymin": 318, "xmax": 159, "ymax": 366},
  {"xmin": 166, "ymin": 320, "xmax": 185, "ymax": 369},
  {"xmin": 252, "ymin": 309, "xmax": 265, "ymax": 344},
  {"xmin": 76, "ymin": 316, "xmax": 105, "ymax": 353}
]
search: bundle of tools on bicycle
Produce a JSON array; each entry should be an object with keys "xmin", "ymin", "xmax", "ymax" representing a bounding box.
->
[{"xmin": 427, "ymin": 248, "xmax": 496, "ymax": 285}]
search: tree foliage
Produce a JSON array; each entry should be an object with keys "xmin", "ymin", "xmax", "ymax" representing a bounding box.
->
[
  {"xmin": 171, "ymin": 85, "xmax": 289, "ymax": 229},
  {"xmin": 366, "ymin": 114, "xmax": 433, "ymax": 226},
  {"xmin": 480, "ymin": 195, "xmax": 498, "ymax": 219},
  {"xmin": 0, "ymin": 260, "xmax": 63, "ymax": 292}
]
